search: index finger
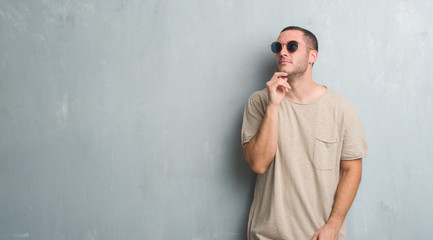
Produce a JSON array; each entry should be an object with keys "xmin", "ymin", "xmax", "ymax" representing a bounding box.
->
[
  {"xmin": 273, "ymin": 72, "xmax": 289, "ymax": 78},
  {"xmin": 277, "ymin": 78, "xmax": 291, "ymax": 90}
]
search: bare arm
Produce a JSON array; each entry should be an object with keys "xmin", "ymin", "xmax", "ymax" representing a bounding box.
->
[
  {"xmin": 243, "ymin": 72, "xmax": 291, "ymax": 174},
  {"xmin": 312, "ymin": 158, "xmax": 362, "ymax": 240},
  {"xmin": 243, "ymin": 104, "xmax": 279, "ymax": 174}
]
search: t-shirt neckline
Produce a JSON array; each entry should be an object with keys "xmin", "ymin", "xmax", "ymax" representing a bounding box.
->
[{"xmin": 283, "ymin": 86, "xmax": 329, "ymax": 106}]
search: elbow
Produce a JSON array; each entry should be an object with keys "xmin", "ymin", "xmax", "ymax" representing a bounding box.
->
[
  {"xmin": 251, "ymin": 164, "xmax": 267, "ymax": 174},
  {"xmin": 243, "ymin": 143, "xmax": 269, "ymax": 174},
  {"xmin": 248, "ymin": 157, "xmax": 268, "ymax": 174},
  {"xmin": 244, "ymin": 153, "xmax": 267, "ymax": 174}
]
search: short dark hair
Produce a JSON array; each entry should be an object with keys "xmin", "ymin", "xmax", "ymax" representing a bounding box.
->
[{"xmin": 280, "ymin": 26, "xmax": 318, "ymax": 52}]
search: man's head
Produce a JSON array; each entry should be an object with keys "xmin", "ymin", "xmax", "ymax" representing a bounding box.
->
[
  {"xmin": 280, "ymin": 26, "xmax": 318, "ymax": 52},
  {"xmin": 273, "ymin": 26, "xmax": 318, "ymax": 79}
]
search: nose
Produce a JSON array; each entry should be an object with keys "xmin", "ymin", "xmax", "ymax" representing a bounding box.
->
[{"xmin": 279, "ymin": 43, "xmax": 289, "ymax": 56}]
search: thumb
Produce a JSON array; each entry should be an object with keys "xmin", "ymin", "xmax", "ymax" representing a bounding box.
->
[{"xmin": 311, "ymin": 233, "xmax": 318, "ymax": 240}]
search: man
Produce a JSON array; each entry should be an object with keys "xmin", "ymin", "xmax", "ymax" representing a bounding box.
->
[{"xmin": 241, "ymin": 26, "xmax": 368, "ymax": 240}]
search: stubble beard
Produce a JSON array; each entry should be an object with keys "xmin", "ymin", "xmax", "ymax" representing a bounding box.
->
[{"xmin": 282, "ymin": 61, "xmax": 309, "ymax": 83}]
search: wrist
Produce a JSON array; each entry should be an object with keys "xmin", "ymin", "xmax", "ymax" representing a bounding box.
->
[
  {"xmin": 266, "ymin": 103, "xmax": 279, "ymax": 111},
  {"xmin": 326, "ymin": 215, "xmax": 344, "ymax": 230}
]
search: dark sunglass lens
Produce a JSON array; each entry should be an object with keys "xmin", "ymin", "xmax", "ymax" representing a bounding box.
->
[
  {"xmin": 271, "ymin": 42, "xmax": 282, "ymax": 53},
  {"xmin": 287, "ymin": 41, "xmax": 298, "ymax": 52}
]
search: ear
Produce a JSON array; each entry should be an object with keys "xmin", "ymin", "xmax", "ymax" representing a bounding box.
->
[{"xmin": 309, "ymin": 50, "xmax": 318, "ymax": 65}]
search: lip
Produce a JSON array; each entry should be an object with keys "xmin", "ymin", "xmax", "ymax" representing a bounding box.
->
[{"xmin": 279, "ymin": 60, "xmax": 291, "ymax": 64}]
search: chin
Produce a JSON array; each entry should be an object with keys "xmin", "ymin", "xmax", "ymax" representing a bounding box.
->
[{"xmin": 278, "ymin": 67, "xmax": 291, "ymax": 74}]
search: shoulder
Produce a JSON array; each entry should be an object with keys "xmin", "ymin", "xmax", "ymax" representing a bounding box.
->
[
  {"xmin": 325, "ymin": 88, "xmax": 357, "ymax": 111},
  {"xmin": 248, "ymin": 88, "xmax": 269, "ymax": 106},
  {"xmin": 324, "ymin": 88, "xmax": 363, "ymax": 125}
]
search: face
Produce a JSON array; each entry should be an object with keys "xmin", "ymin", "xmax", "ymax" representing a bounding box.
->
[{"xmin": 275, "ymin": 30, "xmax": 315, "ymax": 79}]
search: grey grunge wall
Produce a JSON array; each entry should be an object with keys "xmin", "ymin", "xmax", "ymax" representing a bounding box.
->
[{"xmin": 1, "ymin": 0, "xmax": 432, "ymax": 239}]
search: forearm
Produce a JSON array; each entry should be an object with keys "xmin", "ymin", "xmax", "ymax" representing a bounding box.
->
[
  {"xmin": 244, "ymin": 104, "xmax": 279, "ymax": 174},
  {"xmin": 327, "ymin": 159, "xmax": 362, "ymax": 227}
]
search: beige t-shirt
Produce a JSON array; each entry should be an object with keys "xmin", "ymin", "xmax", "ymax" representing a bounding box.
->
[{"xmin": 241, "ymin": 87, "xmax": 368, "ymax": 240}]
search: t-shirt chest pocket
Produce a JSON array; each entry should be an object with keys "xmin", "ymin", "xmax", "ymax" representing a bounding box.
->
[{"xmin": 313, "ymin": 136, "xmax": 338, "ymax": 170}]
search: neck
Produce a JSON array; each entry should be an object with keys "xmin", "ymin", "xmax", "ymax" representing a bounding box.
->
[{"xmin": 285, "ymin": 71, "xmax": 325, "ymax": 104}]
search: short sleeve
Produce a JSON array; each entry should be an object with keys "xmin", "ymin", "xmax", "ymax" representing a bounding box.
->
[
  {"xmin": 241, "ymin": 93, "xmax": 266, "ymax": 147},
  {"xmin": 341, "ymin": 104, "xmax": 368, "ymax": 160}
]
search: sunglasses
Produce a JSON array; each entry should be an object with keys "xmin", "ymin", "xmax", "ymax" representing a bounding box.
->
[{"xmin": 270, "ymin": 41, "xmax": 314, "ymax": 54}]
